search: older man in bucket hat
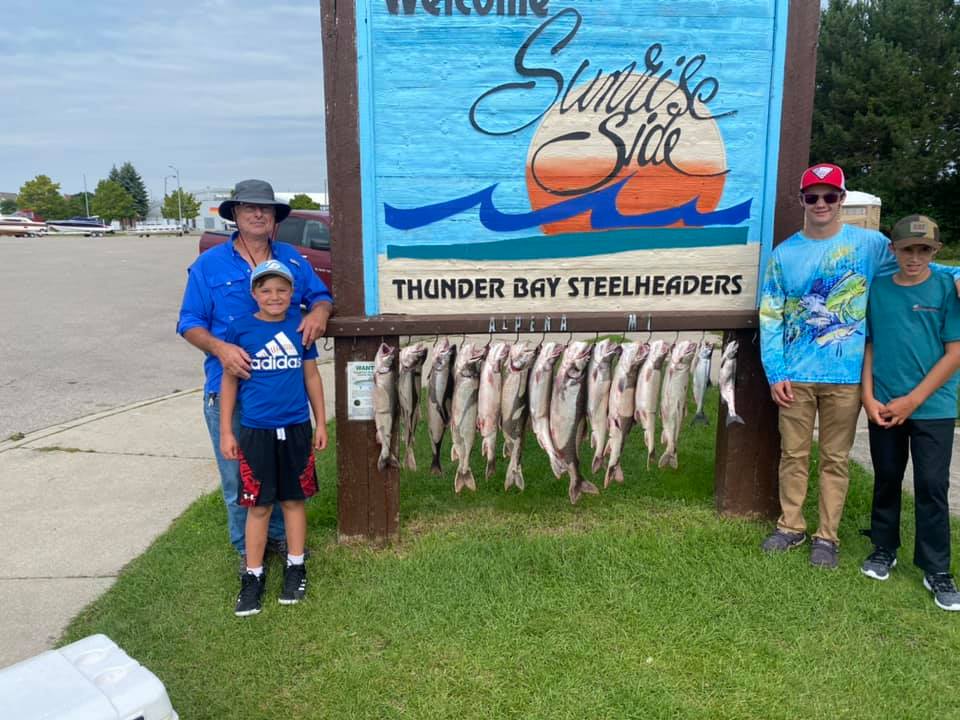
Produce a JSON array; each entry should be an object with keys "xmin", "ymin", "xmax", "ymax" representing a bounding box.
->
[{"xmin": 177, "ymin": 179, "xmax": 333, "ymax": 572}]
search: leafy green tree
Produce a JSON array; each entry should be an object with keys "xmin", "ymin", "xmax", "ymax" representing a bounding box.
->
[
  {"xmin": 0, "ymin": 199, "xmax": 16, "ymax": 214},
  {"xmin": 812, "ymin": 0, "xmax": 960, "ymax": 241},
  {"xmin": 17, "ymin": 175, "xmax": 68, "ymax": 220},
  {"xmin": 91, "ymin": 179, "xmax": 137, "ymax": 225},
  {"xmin": 289, "ymin": 193, "xmax": 320, "ymax": 210},
  {"xmin": 108, "ymin": 162, "xmax": 149, "ymax": 220},
  {"xmin": 64, "ymin": 192, "xmax": 94, "ymax": 218},
  {"xmin": 162, "ymin": 189, "xmax": 201, "ymax": 223}
]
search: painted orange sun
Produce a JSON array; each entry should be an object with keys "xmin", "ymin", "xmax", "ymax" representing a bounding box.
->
[{"xmin": 525, "ymin": 76, "xmax": 728, "ymax": 235}]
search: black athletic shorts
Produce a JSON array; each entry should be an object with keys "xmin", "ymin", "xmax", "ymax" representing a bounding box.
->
[{"xmin": 237, "ymin": 421, "xmax": 317, "ymax": 507}]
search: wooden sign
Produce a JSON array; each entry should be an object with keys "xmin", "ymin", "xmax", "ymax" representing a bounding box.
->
[{"xmin": 355, "ymin": 0, "xmax": 793, "ymax": 316}]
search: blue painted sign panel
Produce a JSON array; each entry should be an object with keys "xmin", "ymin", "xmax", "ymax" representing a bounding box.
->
[{"xmin": 356, "ymin": 0, "xmax": 789, "ymax": 315}]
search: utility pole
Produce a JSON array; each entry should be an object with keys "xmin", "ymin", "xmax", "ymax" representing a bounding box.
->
[{"xmin": 169, "ymin": 164, "xmax": 183, "ymax": 229}]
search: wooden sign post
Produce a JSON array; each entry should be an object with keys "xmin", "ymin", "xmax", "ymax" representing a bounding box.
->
[{"xmin": 321, "ymin": 0, "xmax": 821, "ymax": 541}]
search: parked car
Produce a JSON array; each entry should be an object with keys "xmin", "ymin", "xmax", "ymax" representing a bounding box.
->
[{"xmin": 199, "ymin": 210, "xmax": 331, "ymax": 291}]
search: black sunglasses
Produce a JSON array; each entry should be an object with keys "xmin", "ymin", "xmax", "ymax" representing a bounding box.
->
[{"xmin": 802, "ymin": 192, "xmax": 842, "ymax": 205}]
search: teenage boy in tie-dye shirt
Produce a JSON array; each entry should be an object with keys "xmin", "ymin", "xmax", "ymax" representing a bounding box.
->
[{"xmin": 758, "ymin": 163, "xmax": 960, "ymax": 568}]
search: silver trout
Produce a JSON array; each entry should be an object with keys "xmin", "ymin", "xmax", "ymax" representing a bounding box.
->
[
  {"xmin": 719, "ymin": 340, "xmax": 745, "ymax": 426},
  {"xmin": 587, "ymin": 339, "xmax": 622, "ymax": 474},
  {"xmin": 449, "ymin": 342, "xmax": 488, "ymax": 493},
  {"xmin": 500, "ymin": 340, "xmax": 537, "ymax": 491},
  {"xmin": 398, "ymin": 342, "xmax": 428, "ymax": 471},
  {"xmin": 635, "ymin": 340, "xmax": 671, "ymax": 469},
  {"xmin": 372, "ymin": 342, "xmax": 399, "ymax": 472},
  {"xmin": 549, "ymin": 341, "xmax": 597, "ymax": 504},
  {"xmin": 658, "ymin": 340, "xmax": 698, "ymax": 469},
  {"xmin": 528, "ymin": 342, "xmax": 566, "ymax": 479},
  {"xmin": 478, "ymin": 341, "xmax": 510, "ymax": 479},
  {"xmin": 603, "ymin": 342, "xmax": 649, "ymax": 488},
  {"xmin": 691, "ymin": 340, "xmax": 716, "ymax": 425},
  {"xmin": 426, "ymin": 338, "xmax": 456, "ymax": 476}
]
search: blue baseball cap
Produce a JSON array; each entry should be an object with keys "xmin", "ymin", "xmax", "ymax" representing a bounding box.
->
[{"xmin": 250, "ymin": 259, "xmax": 294, "ymax": 289}]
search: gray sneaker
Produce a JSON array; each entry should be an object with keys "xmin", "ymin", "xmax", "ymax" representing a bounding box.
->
[
  {"xmin": 810, "ymin": 537, "xmax": 839, "ymax": 568},
  {"xmin": 761, "ymin": 529, "xmax": 807, "ymax": 553},
  {"xmin": 923, "ymin": 573, "xmax": 960, "ymax": 611},
  {"xmin": 861, "ymin": 546, "xmax": 897, "ymax": 581}
]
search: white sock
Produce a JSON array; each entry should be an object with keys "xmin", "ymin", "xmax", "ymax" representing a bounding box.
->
[
  {"xmin": 247, "ymin": 566, "xmax": 264, "ymax": 578},
  {"xmin": 287, "ymin": 554, "xmax": 305, "ymax": 567}
]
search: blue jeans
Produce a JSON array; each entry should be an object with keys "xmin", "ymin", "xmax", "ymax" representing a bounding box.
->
[{"xmin": 202, "ymin": 392, "xmax": 285, "ymax": 555}]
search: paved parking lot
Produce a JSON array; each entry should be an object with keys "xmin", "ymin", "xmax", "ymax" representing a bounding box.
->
[
  {"xmin": 0, "ymin": 233, "xmax": 334, "ymax": 440},
  {"xmin": 0, "ymin": 234, "xmax": 202, "ymax": 439}
]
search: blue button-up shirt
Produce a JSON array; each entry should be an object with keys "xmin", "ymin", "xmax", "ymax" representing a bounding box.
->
[{"xmin": 177, "ymin": 233, "xmax": 334, "ymax": 393}]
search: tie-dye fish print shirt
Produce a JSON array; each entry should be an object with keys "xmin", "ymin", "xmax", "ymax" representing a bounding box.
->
[{"xmin": 759, "ymin": 224, "xmax": 959, "ymax": 385}]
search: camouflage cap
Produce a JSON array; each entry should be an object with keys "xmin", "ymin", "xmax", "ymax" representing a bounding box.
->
[{"xmin": 890, "ymin": 214, "xmax": 941, "ymax": 247}]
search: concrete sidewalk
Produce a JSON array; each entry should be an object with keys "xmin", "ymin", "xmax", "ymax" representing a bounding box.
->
[
  {"xmin": 0, "ymin": 360, "xmax": 336, "ymax": 668},
  {"xmin": 1, "ymin": 353, "xmax": 958, "ymax": 668}
]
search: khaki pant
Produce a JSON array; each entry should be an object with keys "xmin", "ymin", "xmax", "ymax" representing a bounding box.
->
[{"xmin": 777, "ymin": 383, "xmax": 862, "ymax": 543}]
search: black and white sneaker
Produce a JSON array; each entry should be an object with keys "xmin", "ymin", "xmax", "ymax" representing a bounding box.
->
[
  {"xmin": 923, "ymin": 573, "xmax": 960, "ymax": 612},
  {"xmin": 861, "ymin": 546, "xmax": 897, "ymax": 581},
  {"xmin": 279, "ymin": 563, "xmax": 308, "ymax": 605},
  {"xmin": 235, "ymin": 571, "xmax": 266, "ymax": 617}
]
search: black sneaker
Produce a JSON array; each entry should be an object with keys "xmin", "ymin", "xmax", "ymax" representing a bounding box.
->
[
  {"xmin": 923, "ymin": 573, "xmax": 960, "ymax": 612},
  {"xmin": 761, "ymin": 529, "xmax": 807, "ymax": 553},
  {"xmin": 861, "ymin": 546, "xmax": 897, "ymax": 581},
  {"xmin": 279, "ymin": 563, "xmax": 308, "ymax": 605},
  {"xmin": 810, "ymin": 537, "xmax": 839, "ymax": 569},
  {"xmin": 235, "ymin": 571, "xmax": 266, "ymax": 617}
]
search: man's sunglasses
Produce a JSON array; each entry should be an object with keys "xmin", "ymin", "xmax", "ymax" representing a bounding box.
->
[{"xmin": 801, "ymin": 192, "xmax": 842, "ymax": 205}]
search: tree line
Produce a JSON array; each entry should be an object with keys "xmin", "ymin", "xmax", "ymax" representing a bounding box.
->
[
  {"xmin": 7, "ymin": 162, "xmax": 200, "ymax": 226},
  {"xmin": 813, "ymin": 0, "xmax": 958, "ymax": 241}
]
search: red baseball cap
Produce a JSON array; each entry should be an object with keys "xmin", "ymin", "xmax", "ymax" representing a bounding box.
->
[{"xmin": 800, "ymin": 163, "xmax": 846, "ymax": 192}]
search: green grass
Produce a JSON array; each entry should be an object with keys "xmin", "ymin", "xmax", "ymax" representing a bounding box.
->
[{"xmin": 62, "ymin": 389, "xmax": 960, "ymax": 719}]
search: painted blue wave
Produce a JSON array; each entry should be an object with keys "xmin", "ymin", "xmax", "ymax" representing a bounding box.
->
[{"xmin": 384, "ymin": 176, "xmax": 752, "ymax": 232}]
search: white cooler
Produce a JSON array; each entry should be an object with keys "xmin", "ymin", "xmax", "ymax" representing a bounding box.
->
[{"xmin": 0, "ymin": 634, "xmax": 178, "ymax": 720}]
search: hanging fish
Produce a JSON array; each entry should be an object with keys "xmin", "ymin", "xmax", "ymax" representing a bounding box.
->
[
  {"xmin": 587, "ymin": 339, "xmax": 622, "ymax": 474},
  {"xmin": 635, "ymin": 340, "xmax": 671, "ymax": 469},
  {"xmin": 426, "ymin": 338, "xmax": 456, "ymax": 476},
  {"xmin": 603, "ymin": 342, "xmax": 649, "ymax": 488},
  {"xmin": 397, "ymin": 342, "xmax": 428, "ymax": 471},
  {"xmin": 719, "ymin": 340, "xmax": 745, "ymax": 426},
  {"xmin": 500, "ymin": 340, "xmax": 537, "ymax": 491},
  {"xmin": 528, "ymin": 342, "xmax": 567, "ymax": 479},
  {"xmin": 478, "ymin": 341, "xmax": 511, "ymax": 479},
  {"xmin": 372, "ymin": 342, "xmax": 399, "ymax": 472},
  {"xmin": 658, "ymin": 340, "xmax": 698, "ymax": 469},
  {"xmin": 691, "ymin": 340, "xmax": 716, "ymax": 425},
  {"xmin": 549, "ymin": 341, "xmax": 597, "ymax": 504},
  {"xmin": 450, "ymin": 342, "xmax": 488, "ymax": 493}
]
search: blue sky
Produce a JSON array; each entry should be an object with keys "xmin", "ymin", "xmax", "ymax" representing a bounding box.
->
[{"xmin": 1, "ymin": 0, "xmax": 327, "ymax": 199}]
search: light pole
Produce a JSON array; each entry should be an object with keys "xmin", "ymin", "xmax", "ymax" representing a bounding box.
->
[
  {"xmin": 163, "ymin": 174, "xmax": 176, "ymax": 218},
  {"xmin": 168, "ymin": 164, "xmax": 183, "ymax": 230}
]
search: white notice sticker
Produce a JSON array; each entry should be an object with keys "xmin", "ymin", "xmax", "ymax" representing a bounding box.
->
[{"xmin": 347, "ymin": 361, "xmax": 376, "ymax": 421}]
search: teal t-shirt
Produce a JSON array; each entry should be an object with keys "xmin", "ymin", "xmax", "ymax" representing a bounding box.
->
[{"xmin": 866, "ymin": 272, "xmax": 960, "ymax": 419}]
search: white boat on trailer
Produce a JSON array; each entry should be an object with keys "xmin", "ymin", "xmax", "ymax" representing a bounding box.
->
[
  {"xmin": 0, "ymin": 215, "xmax": 47, "ymax": 237},
  {"xmin": 45, "ymin": 216, "xmax": 114, "ymax": 236}
]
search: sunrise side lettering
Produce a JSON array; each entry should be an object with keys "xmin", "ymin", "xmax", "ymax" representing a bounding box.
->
[
  {"xmin": 469, "ymin": 8, "xmax": 734, "ymax": 196},
  {"xmin": 386, "ymin": 0, "xmax": 548, "ymax": 16}
]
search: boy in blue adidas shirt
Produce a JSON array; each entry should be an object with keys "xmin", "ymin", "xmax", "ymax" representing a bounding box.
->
[
  {"xmin": 860, "ymin": 216, "xmax": 960, "ymax": 611},
  {"xmin": 220, "ymin": 260, "xmax": 328, "ymax": 617}
]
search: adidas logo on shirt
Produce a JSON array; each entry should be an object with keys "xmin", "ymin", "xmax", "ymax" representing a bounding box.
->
[{"xmin": 251, "ymin": 331, "xmax": 302, "ymax": 371}]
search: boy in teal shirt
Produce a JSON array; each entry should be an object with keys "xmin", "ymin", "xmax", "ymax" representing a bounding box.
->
[{"xmin": 862, "ymin": 215, "xmax": 960, "ymax": 611}]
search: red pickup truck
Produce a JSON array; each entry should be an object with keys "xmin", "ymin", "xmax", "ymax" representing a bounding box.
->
[{"xmin": 199, "ymin": 210, "xmax": 332, "ymax": 290}]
